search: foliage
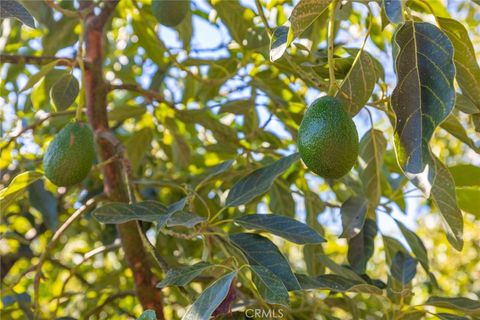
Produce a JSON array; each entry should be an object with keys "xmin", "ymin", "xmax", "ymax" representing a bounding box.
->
[{"xmin": 1, "ymin": 0, "xmax": 479, "ymax": 319}]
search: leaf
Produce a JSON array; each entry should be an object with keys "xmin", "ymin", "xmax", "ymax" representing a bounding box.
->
[
  {"xmin": 289, "ymin": 0, "xmax": 331, "ymax": 38},
  {"xmin": 1, "ymin": 0, "xmax": 35, "ymax": 28},
  {"xmin": 336, "ymin": 49, "xmax": 379, "ymax": 116},
  {"xmin": 425, "ymin": 297, "xmax": 480, "ymax": 315},
  {"xmin": 395, "ymin": 219, "xmax": 429, "ymax": 273},
  {"xmin": 250, "ymin": 265, "xmax": 289, "ymax": 306},
  {"xmin": 440, "ymin": 114, "xmax": 480, "ymax": 153},
  {"xmin": 383, "ymin": 0, "xmax": 404, "ymax": 24},
  {"xmin": 358, "ymin": 129, "xmax": 388, "ymax": 207},
  {"xmin": 456, "ymin": 187, "xmax": 480, "ymax": 216},
  {"xmin": 182, "ymin": 272, "xmax": 236, "ymax": 320},
  {"xmin": 455, "ymin": 93, "xmax": 478, "ymax": 114},
  {"xmin": 347, "ymin": 218, "xmax": 377, "ymax": 274},
  {"xmin": 268, "ymin": 182, "xmax": 296, "ymax": 217},
  {"xmin": 435, "ymin": 313, "xmax": 469, "ymax": 320},
  {"xmin": 270, "ymin": 23, "xmax": 293, "ymax": 62},
  {"xmin": 448, "ymin": 164, "xmax": 480, "ymax": 187},
  {"xmin": 108, "ymin": 105, "xmax": 146, "ymax": 121},
  {"xmin": 28, "ymin": 180, "xmax": 58, "ymax": 230},
  {"xmin": 196, "ymin": 160, "xmax": 234, "ymax": 188},
  {"xmin": 391, "ymin": 21, "xmax": 455, "ymax": 175},
  {"xmin": 437, "ymin": 17, "xmax": 480, "ymax": 112},
  {"xmin": 157, "ymin": 262, "xmax": 212, "ymax": 288},
  {"xmin": 0, "ymin": 171, "xmax": 43, "ymax": 209},
  {"xmin": 166, "ymin": 211, "xmax": 205, "ymax": 228},
  {"xmin": 235, "ymin": 214, "xmax": 325, "ymax": 244},
  {"xmin": 229, "ymin": 233, "xmax": 300, "ymax": 290},
  {"xmin": 340, "ymin": 196, "xmax": 368, "ymax": 239},
  {"xmin": 390, "ymin": 251, "xmax": 417, "ymax": 284},
  {"xmin": 49, "ymin": 73, "xmax": 79, "ymax": 111},
  {"xmin": 296, "ymin": 274, "xmax": 383, "ymax": 295},
  {"xmin": 316, "ymin": 253, "xmax": 365, "ymax": 282},
  {"xmin": 92, "ymin": 201, "xmax": 170, "ymax": 224},
  {"xmin": 124, "ymin": 128, "xmax": 153, "ymax": 172},
  {"xmin": 20, "ymin": 60, "xmax": 59, "ymax": 92},
  {"xmin": 225, "ymin": 153, "xmax": 300, "ymax": 207},
  {"xmin": 138, "ymin": 310, "xmax": 156, "ymax": 320}
]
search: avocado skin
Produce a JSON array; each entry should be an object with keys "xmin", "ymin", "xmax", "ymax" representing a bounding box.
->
[
  {"xmin": 152, "ymin": 0, "xmax": 190, "ymax": 27},
  {"xmin": 298, "ymin": 96, "xmax": 359, "ymax": 179},
  {"xmin": 43, "ymin": 122, "xmax": 95, "ymax": 186}
]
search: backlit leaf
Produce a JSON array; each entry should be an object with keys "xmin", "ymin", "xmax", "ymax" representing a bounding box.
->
[
  {"xmin": 0, "ymin": 171, "xmax": 43, "ymax": 209},
  {"xmin": 250, "ymin": 265, "xmax": 289, "ymax": 306},
  {"xmin": 50, "ymin": 73, "xmax": 79, "ymax": 111},
  {"xmin": 289, "ymin": 0, "xmax": 331, "ymax": 38},
  {"xmin": 425, "ymin": 296, "xmax": 480, "ymax": 315},
  {"xmin": 20, "ymin": 60, "xmax": 59, "ymax": 92},
  {"xmin": 440, "ymin": 114, "xmax": 480, "ymax": 153},
  {"xmin": 157, "ymin": 262, "xmax": 212, "ymax": 288}
]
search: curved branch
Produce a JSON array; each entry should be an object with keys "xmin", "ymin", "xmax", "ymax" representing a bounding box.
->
[{"xmin": 0, "ymin": 54, "xmax": 76, "ymax": 66}]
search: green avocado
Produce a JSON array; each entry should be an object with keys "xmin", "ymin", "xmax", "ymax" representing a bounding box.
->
[
  {"xmin": 298, "ymin": 96, "xmax": 359, "ymax": 179},
  {"xmin": 43, "ymin": 122, "xmax": 95, "ymax": 186},
  {"xmin": 152, "ymin": 0, "xmax": 190, "ymax": 27}
]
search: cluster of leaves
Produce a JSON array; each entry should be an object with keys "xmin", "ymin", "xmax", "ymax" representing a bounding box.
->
[{"xmin": 1, "ymin": 0, "xmax": 480, "ymax": 319}]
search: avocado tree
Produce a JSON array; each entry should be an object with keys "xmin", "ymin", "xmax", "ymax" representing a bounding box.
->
[{"xmin": 1, "ymin": 0, "xmax": 479, "ymax": 319}]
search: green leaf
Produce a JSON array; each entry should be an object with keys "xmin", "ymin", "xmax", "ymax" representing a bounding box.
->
[
  {"xmin": 250, "ymin": 265, "xmax": 289, "ymax": 306},
  {"xmin": 138, "ymin": 310, "xmax": 156, "ymax": 320},
  {"xmin": 157, "ymin": 262, "xmax": 212, "ymax": 288},
  {"xmin": 455, "ymin": 93, "xmax": 478, "ymax": 114},
  {"xmin": 456, "ymin": 187, "xmax": 480, "ymax": 216},
  {"xmin": 124, "ymin": 128, "xmax": 153, "ymax": 172},
  {"xmin": 235, "ymin": 214, "xmax": 325, "ymax": 244},
  {"xmin": 437, "ymin": 17, "xmax": 480, "ymax": 112},
  {"xmin": 268, "ymin": 182, "xmax": 296, "ymax": 217},
  {"xmin": 289, "ymin": 0, "xmax": 331, "ymax": 38},
  {"xmin": 340, "ymin": 196, "xmax": 368, "ymax": 239},
  {"xmin": 316, "ymin": 253, "xmax": 365, "ymax": 282},
  {"xmin": 1, "ymin": 0, "xmax": 35, "ymax": 28},
  {"xmin": 131, "ymin": 13, "xmax": 167, "ymax": 68},
  {"xmin": 391, "ymin": 21, "xmax": 455, "ymax": 175},
  {"xmin": 92, "ymin": 201, "xmax": 169, "ymax": 224},
  {"xmin": 448, "ymin": 164, "xmax": 480, "ymax": 187},
  {"xmin": 395, "ymin": 219, "xmax": 429, "ymax": 273},
  {"xmin": 270, "ymin": 23, "xmax": 293, "ymax": 62},
  {"xmin": 226, "ymin": 153, "xmax": 300, "ymax": 207},
  {"xmin": 182, "ymin": 272, "xmax": 236, "ymax": 320},
  {"xmin": 347, "ymin": 218, "xmax": 377, "ymax": 274},
  {"xmin": 358, "ymin": 129, "xmax": 388, "ymax": 207},
  {"xmin": 425, "ymin": 297, "xmax": 480, "ymax": 315},
  {"xmin": 108, "ymin": 105, "xmax": 146, "ymax": 121},
  {"xmin": 435, "ymin": 313, "xmax": 469, "ymax": 320},
  {"xmin": 0, "ymin": 171, "xmax": 43, "ymax": 209},
  {"xmin": 383, "ymin": 0, "xmax": 404, "ymax": 24},
  {"xmin": 166, "ymin": 211, "xmax": 205, "ymax": 228},
  {"xmin": 28, "ymin": 180, "xmax": 58, "ymax": 230},
  {"xmin": 196, "ymin": 160, "xmax": 234, "ymax": 188},
  {"xmin": 303, "ymin": 245, "xmax": 325, "ymax": 276},
  {"xmin": 49, "ymin": 73, "xmax": 79, "ymax": 111},
  {"xmin": 390, "ymin": 251, "xmax": 417, "ymax": 284},
  {"xmin": 229, "ymin": 233, "xmax": 300, "ymax": 290},
  {"xmin": 336, "ymin": 49, "xmax": 379, "ymax": 116},
  {"xmin": 20, "ymin": 60, "xmax": 59, "ymax": 92},
  {"xmin": 440, "ymin": 114, "xmax": 480, "ymax": 153},
  {"xmin": 296, "ymin": 274, "xmax": 383, "ymax": 295}
]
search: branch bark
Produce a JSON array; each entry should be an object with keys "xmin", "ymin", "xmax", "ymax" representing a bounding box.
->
[
  {"xmin": 0, "ymin": 54, "xmax": 76, "ymax": 66},
  {"xmin": 81, "ymin": 1, "xmax": 164, "ymax": 318}
]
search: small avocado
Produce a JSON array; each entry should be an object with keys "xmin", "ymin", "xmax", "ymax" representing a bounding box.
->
[
  {"xmin": 298, "ymin": 96, "xmax": 359, "ymax": 179},
  {"xmin": 43, "ymin": 122, "xmax": 95, "ymax": 186},
  {"xmin": 152, "ymin": 0, "xmax": 190, "ymax": 27}
]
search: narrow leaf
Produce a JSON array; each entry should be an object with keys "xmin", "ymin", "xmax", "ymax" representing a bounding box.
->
[
  {"xmin": 93, "ymin": 201, "xmax": 169, "ymax": 224},
  {"xmin": 49, "ymin": 73, "xmax": 79, "ymax": 111},
  {"xmin": 167, "ymin": 211, "xmax": 205, "ymax": 228},
  {"xmin": 440, "ymin": 114, "xmax": 480, "ymax": 153},
  {"xmin": 296, "ymin": 274, "xmax": 383, "ymax": 295},
  {"xmin": 196, "ymin": 160, "xmax": 234, "ymax": 187},
  {"xmin": 157, "ymin": 262, "xmax": 212, "ymax": 288},
  {"xmin": 340, "ymin": 196, "xmax": 368, "ymax": 239},
  {"xmin": 0, "ymin": 171, "xmax": 43, "ymax": 209},
  {"xmin": 182, "ymin": 272, "xmax": 236, "ymax": 320},
  {"xmin": 20, "ymin": 60, "xmax": 59, "ymax": 92},
  {"xmin": 268, "ymin": 182, "xmax": 296, "ymax": 217},
  {"xmin": 28, "ymin": 180, "xmax": 58, "ymax": 230},
  {"xmin": 250, "ymin": 265, "xmax": 289, "ymax": 306},
  {"xmin": 226, "ymin": 153, "xmax": 300, "ymax": 207},
  {"xmin": 390, "ymin": 251, "xmax": 417, "ymax": 284},
  {"xmin": 395, "ymin": 219, "xmax": 429, "ymax": 273},
  {"xmin": 230, "ymin": 233, "xmax": 301, "ymax": 290},
  {"xmin": 383, "ymin": 0, "xmax": 404, "ymax": 24},
  {"xmin": 235, "ymin": 214, "xmax": 325, "ymax": 244},
  {"xmin": 347, "ymin": 218, "xmax": 377, "ymax": 274},
  {"xmin": 425, "ymin": 296, "xmax": 480, "ymax": 314},
  {"xmin": 1, "ymin": 0, "xmax": 35, "ymax": 28}
]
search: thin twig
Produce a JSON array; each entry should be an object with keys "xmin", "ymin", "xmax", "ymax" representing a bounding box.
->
[{"xmin": 0, "ymin": 54, "xmax": 77, "ymax": 66}]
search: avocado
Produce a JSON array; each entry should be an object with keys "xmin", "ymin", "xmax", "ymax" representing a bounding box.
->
[
  {"xmin": 43, "ymin": 122, "xmax": 95, "ymax": 186},
  {"xmin": 152, "ymin": 0, "xmax": 190, "ymax": 27},
  {"xmin": 298, "ymin": 96, "xmax": 359, "ymax": 179}
]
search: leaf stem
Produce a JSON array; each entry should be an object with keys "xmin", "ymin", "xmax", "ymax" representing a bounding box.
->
[{"xmin": 327, "ymin": 0, "xmax": 340, "ymax": 96}]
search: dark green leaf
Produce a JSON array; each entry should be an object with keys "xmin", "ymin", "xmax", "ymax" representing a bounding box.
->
[
  {"xmin": 138, "ymin": 310, "xmax": 156, "ymax": 320},
  {"xmin": 316, "ymin": 253, "xmax": 365, "ymax": 282},
  {"xmin": 28, "ymin": 180, "xmax": 58, "ymax": 230},
  {"xmin": 108, "ymin": 105, "xmax": 146, "ymax": 121},
  {"xmin": 49, "ymin": 73, "xmax": 79, "ymax": 111},
  {"xmin": 340, "ymin": 196, "xmax": 368, "ymax": 239},
  {"xmin": 395, "ymin": 219, "xmax": 429, "ymax": 272},
  {"xmin": 268, "ymin": 183, "xmax": 296, "ymax": 217},
  {"xmin": 196, "ymin": 160, "xmax": 234, "ymax": 188},
  {"xmin": 235, "ymin": 214, "xmax": 325, "ymax": 244},
  {"xmin": 435, "ymin": 313, "xmax": 469, "ymax": 320},
  {"xmin": 250, "ymin": 265, "xmax": 289, "ymax": 306},
  {"xmin": 391, "ymin": 22, "xmax": 455, "ymax": 174},
  {"xmin": 226, "ymin": 153, "xmax": 300, "ymax": 207},
  {"xmin": 229, "ymin": 233, "xmax": 300, "ymax": 290},
  {"xmin": 390, "ymin": 251, "xmax": 417, "ymax": 284},
  {"xmin": 182, "ymin": 272, "xmax": 236, "ymax": 320},
  {"xmin": 383, "ymin": 0, "xmax": 404, "ymax": 24},
  {"xmin": 166, "ymin": 211, "xmax": 205, "ymax": 228},
  {"xmin": 1, "ymin": 0, "xmax": 35, "ymax": 28},
  {"xmin": 157, "ymin": 262, "xmax": 212, "ymax": 288},
  {"xmin": 124, "ymin": 128, "xmax": 153, "ymax": 172},
  {"xmin": 296, "ymin": 274, "xmax": 383, "ymax": 295},
  {"xmin": 0, "ymin": 171, "xmax": 43, "ymax": 209},
  {"xmin": 425, "ymin": 296, "xmax": 480, "ymax": 314},
  {"xmin": 93, "ymin": 201, "xmax": 169, "ymax": 224},
  {"xmin": 348, "ymin": 218, "xmax": 377, "ymax": 274}
]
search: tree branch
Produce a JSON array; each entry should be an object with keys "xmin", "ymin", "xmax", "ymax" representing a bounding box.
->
[
  {"xmin": 108, "ymin": 83, "xmax": 175, "ymax": 108},
  {"xmin": 0, "ymin": 54, "xmax": 76, "ymax": 66}
]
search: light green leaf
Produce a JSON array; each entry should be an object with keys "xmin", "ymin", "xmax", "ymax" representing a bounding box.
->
[
  {"xmin": 336, "ymin": 49, "xmax": 379, "ymax": 116},
  {"xmin": 92, "ymin": 201, "xmax": 169, "ymax": 224},
  {"xmin": 390, "ymin": 251, "xmax": 417, "ymax": 284},
  {"xmin": 138, "ymin": 310, "xmax": 156, "ymax": 320},
  {"xmin": 456, "ymin": 187, "xmax": 480, "ymax": 216},
  {"xmin": 0, "ymin": 171, "xmax": 43, "ymax": 209},
  {"xmin": 340, "ymin": 196, "xmax": 368, "ymax": 239},
  {"xmin": 1, "ymin": 0, "xmax": 35, "ymax": 28},
  {"xmin": 440, "ymin": 114, "xmax": 480, "ymax": 153},
  {"xmin": 425, "ymin": 297, "xmax": 480, "ymax": 315},
  {"xmin": 358, "ymin": 129, "xmax": 388, "ymax": 207},
  {"xmin": 250, "ymin": 265, "xmax": 289, "ymax": 306},
  {"xmin": 455, "ymin": 93, "xmax": 478, "ymax": 114},
  {"xmin": 437, "ymin": 17, "xmax": 480, "ymax": 112},
  {"xmin": 235, "ymin": 214, "xmax": 325, "ymax": 244},
  {"xmin": 395, "ymin": 219, "xmax": 429, "ymax": 272},
  {"xmin": 296, "ymin": 273, "xmax": 383, "ymax": 295},
  {"xmin": 289, "ymin": 0, "xmax": 331, "ymax": 38},
  {"xmin": 348, "ymin": 218, "xmax": 377, "ymax": 274},
  {"xmin": 226, "ymin": 153, "xmax": 300, "ymax": 207},
  {"xmin": 124, "ymin": 128, "xmax": 153, "ymax": 172},
  {"xmin": 391, "ymin": 21, "xmax": 455, "ymax": 175},
  {"xmin": 49, "ymin": 73, "xmax": 79, "ymax": 111},
  {"xmin": 383, "ymin": 0, "xmax": 404, "ymax": 24},
  {"xmin": 108, "ymin": 105, "xmax": 146, "ymax": 121},
  {"xmin": 230, "ymin": 233, "xmax": 300, "ymax": 290},
  {"xmin": 182, "ymin": 272, "xmax": 236, "ymax": 320},
  {"xmin": 157, "ymin": 262, "xmax": 212, "ymax": 288},
  {"xmin": 448, "ymin": 164, "xmax": 480, "ymax": 187},
  {"xmin": 28, "ymin": 180, "xmax": 58, "ymax": 230},
  {"xmin": 20, "ymin": 60, "xmax": 59, "ymax": 92}
]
